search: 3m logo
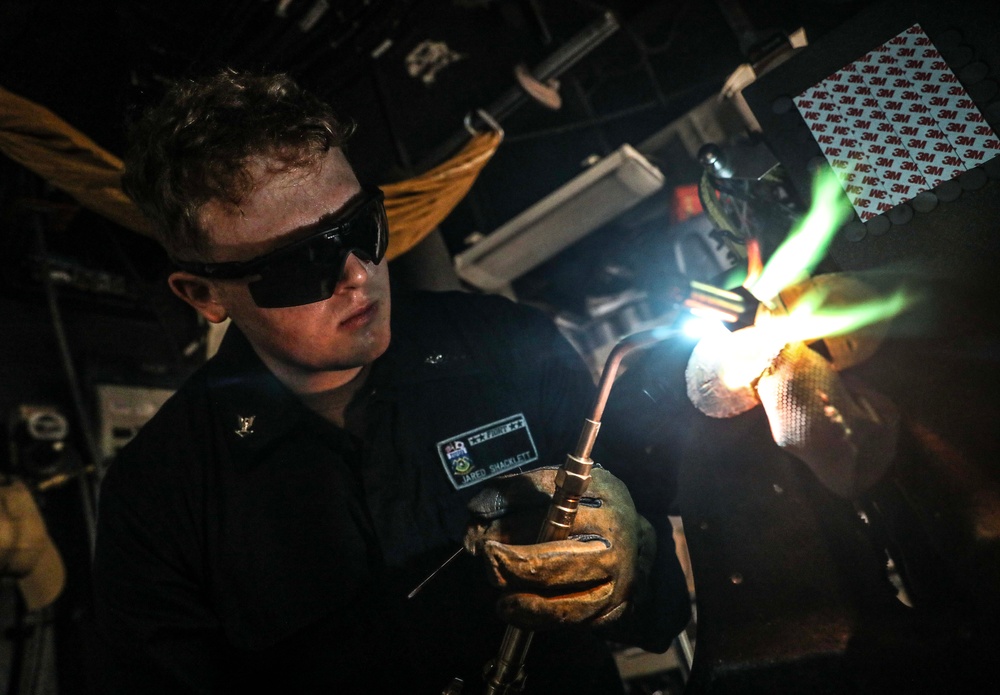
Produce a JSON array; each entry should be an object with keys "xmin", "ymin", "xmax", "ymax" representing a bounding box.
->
[{"xmin": 793, "ymin": 22, "xmax": 999, "ymax": 220}]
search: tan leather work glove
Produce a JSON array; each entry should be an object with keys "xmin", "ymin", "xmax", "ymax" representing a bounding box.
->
[
  {"xmin": 464, "ymin": 467, "xmax": 656, "ymax": 633},
  {"xmin": 756, "ymin": 340, "xmax": 899, "ymax": 499},
  {"xmin": 0, "ymin": 478, "xmax": 65, "ymax": 611}
]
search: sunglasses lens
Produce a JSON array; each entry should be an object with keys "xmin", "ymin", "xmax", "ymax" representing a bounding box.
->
[
  {"xmin": 247, "ymin": 195, "xmax": 387, "ymax": 308},
  {"xmin": 336, "ymin": 199, "xmax": 387, "ymax": 262},
  {"xmin": 248, "ymin": 261, "xmax": 341, "ymax": 308}
]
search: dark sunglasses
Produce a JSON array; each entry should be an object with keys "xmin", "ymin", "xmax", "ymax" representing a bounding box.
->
[{"xmin": 174, "ymin": 187, "xmax": 388, "ymax": 308}]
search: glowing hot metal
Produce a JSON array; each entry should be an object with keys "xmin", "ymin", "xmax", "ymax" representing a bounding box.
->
[
  {"xmin": 685, "ymin": 167, "xmax": 912, "ymax": 504},
  {"xmin": 693, "ymin": 168, "xmax": 918, "ymax": 396}
]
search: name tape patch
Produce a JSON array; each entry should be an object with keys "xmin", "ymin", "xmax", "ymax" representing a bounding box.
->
[{"xmin": 436, "ymin": 413, "xmax": 539, "ymax": 490}]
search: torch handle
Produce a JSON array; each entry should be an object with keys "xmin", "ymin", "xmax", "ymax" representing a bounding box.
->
[{"xmin": 483, "ymin": 449, "xmax": 597, "ymax": 694}]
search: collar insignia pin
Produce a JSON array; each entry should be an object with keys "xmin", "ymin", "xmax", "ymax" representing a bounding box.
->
[{"xmin": 235, "ymin": 415, "xmax": 256, "ymax": 438}]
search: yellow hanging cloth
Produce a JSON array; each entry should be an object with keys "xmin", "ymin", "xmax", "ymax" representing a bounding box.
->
[
  {"xmin": 0, "ymin": 85, "xmax": 502, "ymax": 260},
  {"xmin": 381, "ymin": 129, "xmax": 502, "ymax": 260},
  {"xmin": 0, "ymin": 85, "xmax": 154, "ymax": 236}
]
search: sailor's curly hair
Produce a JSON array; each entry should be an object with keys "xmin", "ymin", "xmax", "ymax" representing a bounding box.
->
[{"xmin": 122, "ymin": 69, "xmax": 355, "ymax": 258}]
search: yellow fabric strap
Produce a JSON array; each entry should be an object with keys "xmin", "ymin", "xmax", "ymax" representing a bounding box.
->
[
  {"xmin": 382, "ymin": 130, "xmax": 502, "ymax": 260},
  {"xmin": 0, "ymin": 85, "xmax": 502, "ymax": 259},
  {"xmin": 0, "ymin": 86, "xmax": 154, "ymax": 235}
]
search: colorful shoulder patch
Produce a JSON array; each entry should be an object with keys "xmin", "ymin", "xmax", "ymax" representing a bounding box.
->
[{"xmin": 436, "ymin": 413, "xmax": 539, "ymax": 490}]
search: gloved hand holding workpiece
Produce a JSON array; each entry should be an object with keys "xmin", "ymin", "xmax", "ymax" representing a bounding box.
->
[
  {"xmin": 464, "ymin": 466, "xmax": 655, "ymax": 634},
  {"xmin": 755, "ymin": 339, "xmax": 899, "ymax": 499},
  {"xmin": 686, "ymin": 273, "xmax": 903, "ymax": 500}
]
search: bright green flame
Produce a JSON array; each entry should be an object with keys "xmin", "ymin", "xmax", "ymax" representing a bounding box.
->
[
  {"xmin": 747, "ymin": 168, "xmax": 852, "ymax": 305},
  {"xmin": 779, "ymin": 288, "xmax": 916, "ymax": 341},
  {"xmin": 779, "ymin": 285, "xmax": 914, "ymax": 344},
  {"xmin": 717, "ymin": 284, "xmax": 916, "ymax": 390}
]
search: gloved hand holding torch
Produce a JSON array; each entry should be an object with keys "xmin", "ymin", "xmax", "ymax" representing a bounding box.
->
[{"xmin": 464, "ymin": 466, "xmax": 656, "ymax": 636}]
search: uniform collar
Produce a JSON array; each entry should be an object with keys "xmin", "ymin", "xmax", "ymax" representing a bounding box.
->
[
  {"xmin": 204, "ymin": 288, "xmax": 483, "ymax": 458},
  {"xmin": 367, "ymin": 288, "xmax": 479, "ymax": 396},
  {"xmin": 205, "ymin": 326, "xmax": 307, "ymax": 458}
]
